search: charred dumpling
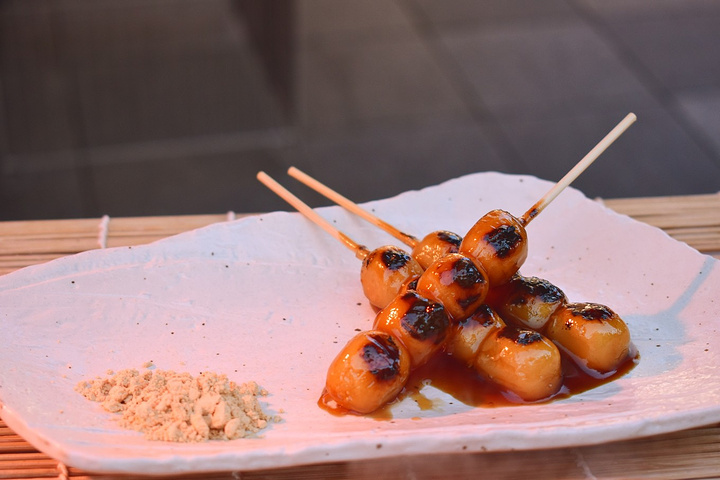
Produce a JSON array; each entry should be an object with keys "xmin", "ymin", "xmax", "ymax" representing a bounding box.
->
[
  {"xmin": 459, "ymin": 210, "xmax": 528, "ymax": 287},
  {"xmin": 373, "ymin": 291, "xmax": 450, "ymax": 369},
  {"xmin": 411, "ymin": 230, "xmax": 462, "ymax": 270},
  {"xmin": 487, "ymin": 274, "xmax": 567, "ymax": 331},
  {"xmin": 415, "ymin": 253, "xmax": 489, "ymax": 322},
  {"xmin": 446, "ymin": 304, "xmax": 505, "ymax": 366},
  {"xmin": 476, "ymin": 326, "xmax": 563, "ymax": 402},
  {"xmin": 323, "ymin": 330, "xmax": 411, "ymax": 414},
  {"xmin": 360, "ymin": 245, "xmax": 423, "ymax": 309},
  {"xmin": 546, "ymin": 302, "xmax": 632, "ymax": 376}
]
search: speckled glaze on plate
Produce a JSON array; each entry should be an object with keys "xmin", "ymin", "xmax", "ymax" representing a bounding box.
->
[{"xmin": 1, "ymin": 172, "xmax": 718, "ymax": 475}]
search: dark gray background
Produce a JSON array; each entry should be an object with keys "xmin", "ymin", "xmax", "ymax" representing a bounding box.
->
[{"xmin": 2, "ymin": 0, "xmax": 719, "ymax": 220}]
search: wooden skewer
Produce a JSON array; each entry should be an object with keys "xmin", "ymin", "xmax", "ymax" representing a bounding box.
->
[
  {"xmin": 520, "ymin": 112, "xmax": 637, "ymax": 226},
  {"xmin": 256, "ymin": 171, "xmax": 370, "ymax": 260},
  {"xmin": 287, "ymin": 166, "xmax": 420, "ymax": 248}
]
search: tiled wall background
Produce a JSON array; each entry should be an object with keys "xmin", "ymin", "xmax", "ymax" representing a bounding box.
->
[{"xmin": 1, "ymin": 0, "xmax": 719, "ymax": 220}]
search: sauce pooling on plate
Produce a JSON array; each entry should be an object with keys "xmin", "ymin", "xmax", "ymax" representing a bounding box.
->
[{"xmin": 319, "ymin": 345, "xmax": 639, "ymax": 418}]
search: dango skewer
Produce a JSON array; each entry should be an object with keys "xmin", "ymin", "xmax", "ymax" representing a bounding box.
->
[{"xmin": 260, "ymin": 113, "xmax": 638, "ymax": 411}]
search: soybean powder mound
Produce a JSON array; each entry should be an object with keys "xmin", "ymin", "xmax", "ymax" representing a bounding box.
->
[{"xmin": 75, "ymin": 369, "xmax": 277, "ymax": 442}]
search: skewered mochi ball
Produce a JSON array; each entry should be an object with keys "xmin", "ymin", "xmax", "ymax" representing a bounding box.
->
[
  {"xmin": 546, "ymin": 302, "xmax": 631, "ymax": 376},
  {"xmin": 360, "ymin": 245, "xmax": 423, "ymax": 309},
  {"xmin": 373, "ymin": 291, "xmax": 450, "ymax": 368},
  {"xmin": 459, "ymin": 209, "xmax": 528, "ymax": 287},
  {"xmin": 324, "ymin": 330, "xmax": 411, "ymax": 414},
  {"xmin": 446, "ymin": 304, "xmax": 505, "ymax": 366},
  {"xmin": 411, "ymin": 230, "xmax": 463, "ymax": 269},
  {"xmin": 415, "ymin": 253, "xmax": 489, "ymax": 322},
  {"xmin": 476, "ymin": 326, "xmax": 562, "ymax": 402},
  {"xmin": 486, "ymin": 274, "xmax": 567, "ymax": 331}
]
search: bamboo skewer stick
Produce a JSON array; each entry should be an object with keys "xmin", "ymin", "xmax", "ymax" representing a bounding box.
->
[
  {"xmin": 256, "ymin": 171, "xmax": 370, "ymax": 260},
  {"xmin": 287, "ymin": 166, "xmax": 419, "ymax": 248},
  {"xmin": 520, "ymin": 112, "xmax": 637, "ymax": 226}
]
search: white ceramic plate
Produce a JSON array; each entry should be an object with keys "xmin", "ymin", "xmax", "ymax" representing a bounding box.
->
[{"xmin": 1, "ymin": 172, "xmax": 719, "ymax": 475}]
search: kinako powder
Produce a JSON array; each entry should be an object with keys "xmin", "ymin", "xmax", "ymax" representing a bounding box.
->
[{"xmin": 75, "ymin": 368, "xmax": 279, "ymax": 442}]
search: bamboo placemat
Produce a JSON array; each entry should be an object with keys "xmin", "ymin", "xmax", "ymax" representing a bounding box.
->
[{"xmin": 1, "ymin": 192, "xmax": 719, "ymax": 479}]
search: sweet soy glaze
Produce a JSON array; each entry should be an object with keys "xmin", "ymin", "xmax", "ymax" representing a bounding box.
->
[{"xmin": 319, "ymin": 346, "xmax": 639, "ymax": 418}]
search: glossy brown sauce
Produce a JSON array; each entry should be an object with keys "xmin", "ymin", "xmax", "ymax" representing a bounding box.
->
[{"xmin": 319, "ymin": 345, "xmax": 639, "ymax": 418}]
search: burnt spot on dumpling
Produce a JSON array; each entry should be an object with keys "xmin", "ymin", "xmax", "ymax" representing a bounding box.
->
[
  {"xmin": 507, "ymin": 276, "xmax": 566, "ymax": 306},
  {"xmin": 399, "ymin": 293, "xmax": 449, "ymax": 344},
  {"xmin": 484, "ymin": 225, "xmax": 523, "ymax": 259},
  {"xmin": 498, "ymin": 327, "xmax": 545, "ymax": 346},
  {"xmin": 449, "ymin": 256, "xmax": 487, "ymax": 289},
  {"xmin": 415, "ymin": 253, "xmax": 489, "ymax": 322},
  {"xmin": 361, "ymin": 333, "xmax": 404, "ymax": 381},
  {"xmin": 569, "ymin": 302, "xmax": 614, "ymax": 321},
  {"xmin": 462, "ymin": 304, "xmax": 498, "ymax": 328},
  {"xmin": 381, "ymin": 248, "xmax": 413, "ymax": 270},
  {"xmin": 436, "ymin": 230, "xmax": 462, "ymax": 249}
]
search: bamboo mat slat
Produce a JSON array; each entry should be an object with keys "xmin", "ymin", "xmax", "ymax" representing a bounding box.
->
[
  {"xmin": 0, "ymin": 194, "xmax": 719, "ymax": 479},
  {"xmin": 0, "ymin": 214, "xmax": 245, "ymax": 276},
  {"xmin": 604, "ymin": 193, "xmax": 720, "ymax": 229}
]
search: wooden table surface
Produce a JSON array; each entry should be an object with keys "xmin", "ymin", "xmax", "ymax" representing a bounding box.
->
[{"xmin": 1, "ymin": 193, "xmax": 719, "ymax": 480}]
